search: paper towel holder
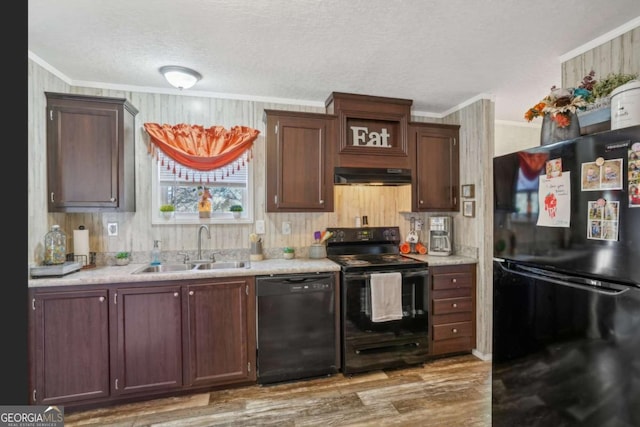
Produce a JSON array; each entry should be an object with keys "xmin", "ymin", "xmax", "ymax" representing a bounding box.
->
[{"xmin": 72, "ymin": 225, "xmax": 95, "ymax": 269}]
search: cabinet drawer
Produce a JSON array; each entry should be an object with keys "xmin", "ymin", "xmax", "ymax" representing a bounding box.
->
[
  {"xmin": 432, "ymin": 312, "xmax": 472, "ymax": 326},
  {"xmin": 432, "ymin": 272, "xmax": 472, "ymax": 291},
  {"xmin": 431, "ymin": 336, "xmax": 473, "ymax": 355},
  {"xmin": 431, "ymin": 287, "xmax": 471, "ymax": 300},
  {"xmin": 433, "ymin": 297, "xmax": 472, "ymax": 315},
  {"xmin": 432, "ymin": 321, "xmax": 473, "ymax": 341}
]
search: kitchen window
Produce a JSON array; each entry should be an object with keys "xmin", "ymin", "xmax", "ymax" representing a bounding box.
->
[
  {"xmin": 151, "ymin": 159, "xmax": 253, "ymax": 225},
  {"xmin": 143, "ymin": 123, "xmax": 259, "ymax": 225}
]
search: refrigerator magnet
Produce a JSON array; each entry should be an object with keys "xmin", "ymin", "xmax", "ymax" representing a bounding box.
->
[
  {"xmin": 629, "ymin": 149, "xmax": 640, "ymax": 208},
  {"xmin": 581, "ymin": 162, "xmax": 601, "ymax": 191},
  {"xmin": 601, "ymin": 159, "xmax": 623, "ymax": 189},
  {"xmin": 545, "ymin": 158, "xmax": 562, "ymax": 178},
  {"xmin": 630, "ymin": 184, "xmax": 640, "ymax": 207},
  {"xmin": 587, "ymin": 200, "xmax": 620, "ymax": 241}
]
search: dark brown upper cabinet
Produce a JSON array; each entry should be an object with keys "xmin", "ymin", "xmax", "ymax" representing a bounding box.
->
[
  {"xmin": 410, "ymin": 122, "xmax": 460, "ymax": 212},
  {"xmin": 264, "ymin": 110, "xmax": 336, "ymax": 212},
  {"xmin": 45, "ymin": 92, "xmax": 138, "ymax": 212},
  {"xmin": 325, "ymin": 92, "xmax": 412, "ymax": 169}
]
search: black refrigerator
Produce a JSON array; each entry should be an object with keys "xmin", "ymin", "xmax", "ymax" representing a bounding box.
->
[{"xmin": 492, "ymin": 125, "xmax": 640, "ymax": 426}]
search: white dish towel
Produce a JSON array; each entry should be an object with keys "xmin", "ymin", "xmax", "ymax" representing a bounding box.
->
[{"xmin": 370, "ymin": 272, "xmax": 403, "ymax": 322}]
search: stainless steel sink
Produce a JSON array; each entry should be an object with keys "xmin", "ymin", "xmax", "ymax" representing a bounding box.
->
[
  {"xmin": 192, "ymin": 261, "xmax": 247, "ymax": 270},
  {"xmin": 132, "ymin": 261, "xmax": 247, "ymax": 274},
  {"xmin": 133, "ymin": 263, "xmax": 193, "ymax": 274}
]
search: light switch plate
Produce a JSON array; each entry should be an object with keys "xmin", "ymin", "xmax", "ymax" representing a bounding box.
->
[{"xmin": 255, "ymin": 220, "xmax": 265, "ymax": 234}]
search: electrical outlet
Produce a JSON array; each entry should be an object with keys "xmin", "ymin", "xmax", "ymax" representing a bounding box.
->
[
  {"xmin": 255, "ymin": 220, "xmax": 265, "ymax": 234},
  {"xmin": 282, "ymin": 221, "xmax": 291, "ymax": 235},
  {"xmin": 107, "ymin": 222, "xmax": 118, "ymax": 236}
]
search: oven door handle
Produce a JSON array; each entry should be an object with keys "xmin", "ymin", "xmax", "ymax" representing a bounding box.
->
[
  {"xmin": 403, "ymin": 270, "xmax": 429, "ymax": 278},
  {"xmin": 344, "ymin": 269, "xmax": 428, "ymax": 280}
]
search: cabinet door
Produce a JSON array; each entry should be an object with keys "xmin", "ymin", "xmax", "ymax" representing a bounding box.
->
[
  {"xmin": 112, "ymin": 286, "xmax": 183, "ymax": 395},
  {"xmin": 46, "ymin": 92, "xmax": 137, "ymax": 212},
  {"xmin": 412, "ymin": 124, "xmax": 460, "ymax": 212},
  {"xmin": 30, "ymin": 289, "xmax": 109, "ymax": 405},
  {"xmin": 265, "ymin": 111, "xmax": 335, "ymax": 212},
  {"xmin": 184, "ymin": 277, "xmax": 256, "ymax": 386}
]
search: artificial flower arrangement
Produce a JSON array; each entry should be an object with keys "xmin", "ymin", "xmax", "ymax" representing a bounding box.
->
[{"xmin": 525, "ymin": 71, "xmax": 596, "ymax": 128}]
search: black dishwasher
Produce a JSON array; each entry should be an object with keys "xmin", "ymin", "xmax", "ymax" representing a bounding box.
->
[{"xmin": 256, "ymin": 273, "xmax": 338, "ymax": 384}]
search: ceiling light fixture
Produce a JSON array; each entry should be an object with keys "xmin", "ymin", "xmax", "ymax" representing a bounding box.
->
[{"xmin": 159, "ymin": 66, "xmax": 202, "ymax": 90}]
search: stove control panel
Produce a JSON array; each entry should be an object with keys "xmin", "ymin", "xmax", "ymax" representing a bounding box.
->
[{"xmin": 326, "ymin": 227, "xmax": 400, "ymax": 244}]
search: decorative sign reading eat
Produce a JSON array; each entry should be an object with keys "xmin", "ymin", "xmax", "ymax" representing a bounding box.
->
[{"xmin": 350, "ymin": 126, "xmax": 391, "ymax": 147}]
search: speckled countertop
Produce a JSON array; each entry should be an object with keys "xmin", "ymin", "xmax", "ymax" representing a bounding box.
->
[
  {"xmin": 403, "ymin": 254, "xmax": 477, "ymax": 265},
  {"xmin": 28, "ymin": 255, "xmax": 477, "ymax": 288}
]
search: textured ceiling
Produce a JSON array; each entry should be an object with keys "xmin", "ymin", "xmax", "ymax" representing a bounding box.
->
[{"xmin": 28, "ymin": 0, "xmax": 640, "ymax": 123}]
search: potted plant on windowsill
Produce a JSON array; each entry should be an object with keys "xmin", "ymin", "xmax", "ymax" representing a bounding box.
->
[
  {"xmin": 230, "ymin": 204, "xmax": 243, "ymax": 219},
  {"xmin": 283, "ymin": 247, "xmax": 295, "ymax": 259},
  {"xmin": 160, "ymin": 204, "xmax": 175, "ymax": 220},
  {"xmin": 115, "ymin": 251, "xmax": 130, "ymax": 266}
]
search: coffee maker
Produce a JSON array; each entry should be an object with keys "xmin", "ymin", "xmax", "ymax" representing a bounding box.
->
[{"xmin": 428, "ymin": 216, "xmax": 452, "ymax": 256}]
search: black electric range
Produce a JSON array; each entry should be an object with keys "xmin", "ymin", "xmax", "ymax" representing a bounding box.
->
[{"xmin": 326, "ymin": 226, "xmax": 430, "ymax": 374}]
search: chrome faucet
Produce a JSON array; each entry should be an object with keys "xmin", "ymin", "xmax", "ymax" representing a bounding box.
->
[{"xmin": 197, "ymin": 225, "xmax": 211, "ymax": 261}]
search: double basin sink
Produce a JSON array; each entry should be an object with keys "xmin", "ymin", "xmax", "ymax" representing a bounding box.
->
[{"xmin": 133, "ymin": 261, "xmax": 247, "ymax": 274}]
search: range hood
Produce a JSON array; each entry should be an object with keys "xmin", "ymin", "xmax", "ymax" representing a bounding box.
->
[{"xmin": 334, "ymin": 167, "xmax": 412, "ymax": 186}]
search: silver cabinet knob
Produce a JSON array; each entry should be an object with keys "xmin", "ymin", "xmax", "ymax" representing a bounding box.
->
[
  {"xmin": 99, "ymin": 296, "xmax": 105, "ymax": 302},
  {"xmin": 452, "ymin": 303, "xmax": 457, "ymax": 308},
  {"xmin": 452, "ymin": 328, "xmax": 458, "ymax": 334},
  {"xmin": 189, "ymin": 290, "xmax": 194, "ymax": 296},
  {"xmin": 174, "ymin": 292, "xmax": 179, "ymax": 297},
  {"xmin": 452, "ymin": 278, "xmax": 457, "ymax": 283}
]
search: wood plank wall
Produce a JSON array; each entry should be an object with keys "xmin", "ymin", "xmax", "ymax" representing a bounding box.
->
[{"xmin": 562, "ymin": 26, "xmax": 640, "ymax": 91}]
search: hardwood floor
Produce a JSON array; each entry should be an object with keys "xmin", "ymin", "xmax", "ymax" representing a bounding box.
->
[{"xmin": 65, "ymin": 354, "xmax": 491, "ymax": 427}]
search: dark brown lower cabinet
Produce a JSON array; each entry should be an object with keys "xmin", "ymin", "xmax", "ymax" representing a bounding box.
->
[
  {"xmin": 112, "ymin": 285, "xmax": 183, "ymax": 396},
  {"xmin": 184, "ymin": 278, "xmax": 256, "ymax": 386},
  {"xmin": 29, "ymin": 276, "xmax": 256, "ymax": 410},
  {"xmin": 29, "ymin": 289, "xmax": 110, "ymax": 405},
  {"xmin": 429, "ymin": 264, "xmax": 477, "ymax": 356}
]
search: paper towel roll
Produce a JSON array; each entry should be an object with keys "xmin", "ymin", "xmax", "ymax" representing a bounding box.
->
[{"xmin": 73, "ymin": 227, "xmax": 90, "ymax": 266}]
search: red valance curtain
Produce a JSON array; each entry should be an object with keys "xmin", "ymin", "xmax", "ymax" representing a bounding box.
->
[{"xmin": 143, "ymin": 123, "xmax": 260, "ymax": 181}]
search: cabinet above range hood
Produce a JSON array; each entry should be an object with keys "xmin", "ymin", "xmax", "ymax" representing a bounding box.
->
[{"xmin": 333, "ymin": 167, "xmax": 412, "ymax": 186}]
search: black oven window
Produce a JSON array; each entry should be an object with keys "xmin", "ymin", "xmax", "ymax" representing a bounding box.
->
[{"xmin": 344, "ymin": 271, "xmax": 428, "ymax": 334}]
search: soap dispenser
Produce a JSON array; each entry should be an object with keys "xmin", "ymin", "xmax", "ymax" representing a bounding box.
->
[{"xmin": 150, "ymin": 240, "xmax": 162, "ymax": 265}]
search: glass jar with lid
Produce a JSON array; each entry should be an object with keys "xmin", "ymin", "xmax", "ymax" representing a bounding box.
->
[{"xmin": 44, "ymin": 225, "xmax": 67, "ymax": 265}]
